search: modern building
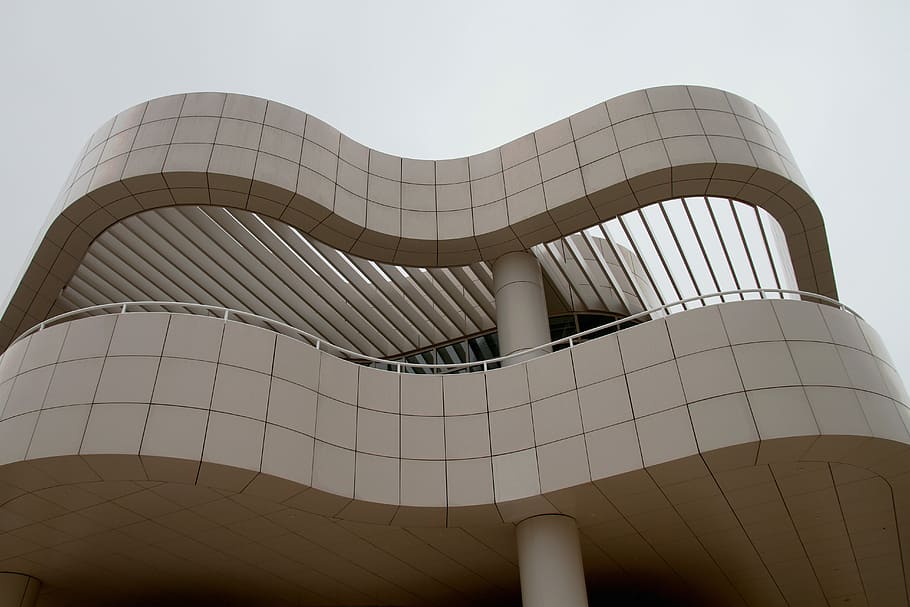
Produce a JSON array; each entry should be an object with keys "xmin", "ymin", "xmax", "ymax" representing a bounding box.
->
[{"xmin": 0, "ymin": 85, "xmax": 907, "ymax": 606}]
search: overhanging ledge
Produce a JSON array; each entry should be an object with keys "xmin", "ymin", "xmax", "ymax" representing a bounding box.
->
[{"xmin": 1, "ymin": 85, "xmax": 834, "ymax": 347}]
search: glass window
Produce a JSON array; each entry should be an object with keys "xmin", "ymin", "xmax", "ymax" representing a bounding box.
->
[
  {"xmin": 468, "ymin": 333, "xmax": 500, "ymax": 370},
  {"xmin": 576, "ymin": 314, "xmax": 612, "ymax": 338},
  {"xmin": 405, "ymin": 350, "xmax": 435, "ymax": 374},
  {"xmin": 371, "ymin": 360, "xmax": 399, "ymax": 371},
  {"xmin": 437, "ymin": 341, "xmax": 468, "ymax": 373},
  {"xmin": 548, "ymin": 315, "xmax": 576, "ymax": 350}
]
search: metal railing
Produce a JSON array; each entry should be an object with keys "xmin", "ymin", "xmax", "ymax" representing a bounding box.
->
[{"xmin": 16, "ymin": 288, "xmax": 860, "ymax": 374}]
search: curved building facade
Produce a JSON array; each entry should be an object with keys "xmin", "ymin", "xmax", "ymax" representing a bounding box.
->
[{"xmin": 0, "ymin": 86, "xmax": 906, "ymax": 606}]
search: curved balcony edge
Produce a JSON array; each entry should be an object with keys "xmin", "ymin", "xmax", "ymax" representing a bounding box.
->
[
  {"xmin": 0, "ymin": 298, "xmax": 906, "ymax": 525},
  {"xmin": 1, "ymin": 84, "xmax": 834, "ymax": 351}
]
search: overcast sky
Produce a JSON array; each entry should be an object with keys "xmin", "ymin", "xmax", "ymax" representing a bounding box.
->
[{"xmin": 1, "ymin": 0, "xmax": 907, "ymax": 377}]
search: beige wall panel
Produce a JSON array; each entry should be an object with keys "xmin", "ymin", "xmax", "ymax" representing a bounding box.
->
[
  {"xmin": 0, "ymin": 299, "xmax": 904, "ymax": 539},
  {"xmin": 2, "ymin": 86, "xmax": 838, "ymax": 351}
]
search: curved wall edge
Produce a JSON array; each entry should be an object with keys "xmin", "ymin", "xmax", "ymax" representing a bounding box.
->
[
  {"xmin": 0, "ymin": 85, "xmax": 834, "ymax": 349},
  {"xmin": 0, "ymin": 299, "xmax": 904, "ymax": 520}
]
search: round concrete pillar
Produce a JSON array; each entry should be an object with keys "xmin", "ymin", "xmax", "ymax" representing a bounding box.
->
[
  {"xmin": 516, "ymin": 515, "xmax": 588, "ymax": 607},
  {"xmin": 492, "ymin": 251, "xmax": 551, "ymax": 366},
  {"xmin": 0, "ymin": 573, "xmax": 40, "ymax": 607}
]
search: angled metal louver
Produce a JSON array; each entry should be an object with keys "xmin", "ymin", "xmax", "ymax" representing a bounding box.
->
[{"xmin": 57, "ymin": 197, "xmax": 796, "ymax": 358}]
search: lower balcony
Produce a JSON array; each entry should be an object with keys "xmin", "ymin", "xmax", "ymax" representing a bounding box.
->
[{"xmin": 0, "ymin": 294, "xmax": 907, "ymax": 606}]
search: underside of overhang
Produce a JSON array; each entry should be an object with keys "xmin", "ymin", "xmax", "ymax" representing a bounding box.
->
[{"xmin": 1, "ymin": 450, "xmax": 907, "ymax": 607}]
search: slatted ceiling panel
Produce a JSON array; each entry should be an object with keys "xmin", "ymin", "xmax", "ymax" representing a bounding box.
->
[
  {"xmin": 132, "ymin": 211, "xmax": 336, "ymax": 347},
  {"xmin": 268, "ymin": 223, "xmax": 425, "ymax": 350},
  {"xmin": 360, "ymin": 259, "xmax": 445, "ymax": 348},
  {"xmin": 104, "ymin": 222, "xmax": 232, "ymax": 310},
  {"xmin": 541, "ymin": 241, "xmax": 592, "ymax": 312},
  {"xmin": 380, "ymin": 263, "xmax": 462, "ymax": 344},
  {"xmin": 426, "ymin": 268, "xmax": 481, "ymax": 331},
  {"xmin": 405, "ymin": 267, "xmax": 475, "ymax": 336},
  {"xmin": 207, "ymin": 208, "xmax": 390, "ymax": 356},
  {"xmin": 55, "ymin": 197, "xmax": 798, "ymax": 360},
  {"xmin": 316, "ymin": 242, "xmax": 446, "ymax": 348},
  {"xmin": 237, "ymin": 214, "xmax": 411, "ymax": 354},
  {"xmin": 438, "ymin": 267, "xmax": 495, "ymax": 332},
  {"xmin": 178, "ymin": 207, "xmax": 321, "ymax": 316},
  {"xmin": 302, "ymin": 235, "xmax": 433, "ymax": 342},
  {"xmin": 426, "ymin": 269, "xmax": 476, "ymax": 333},
  {"xmin": 68, "ymin": 268, "xmax": 125, "ymax": 306},
  {"xmin": 92, "ymin": 237, "xmax": 191, "ymax": 304},
  {"xmin": 165, "ymin": 207, "xmax": 365, "ymax": 352},
  {"xmin": 127, "ymin": 213, "xmax": 270, "ymax": 314},
  {"xmin": 88, "ymin": 243, "xmax": 183, "ymax": 307},
  {"xmin": 468, "ymin": 263, "xmax": 495, "ymax": 296},
  {"xmin": 532, "ymin": 243, "xmax": 578, "ymax": 312},
  {"xmin": 577, "ymin": 232, "xmax": 633, "ymax": 315},
  {"xmin": 613, "ymin": 214, "xmax": 673, "ymax": 308},
  {"xmin": 447, "ymin": 267, "xmax": 495, "ymax": 322},
  {"xmin": 58, "ymin": 286, "xmax": 93, "ymax": 311},
  {"xmin": 324, "ymin": 256, "xmax": 424, "ymax": 352},
  {"xmin": 593, "ymin": 223, "xmax": 642, "ymax": 307},
  {"xmin": 554, "ymin": 243, "xmax": 599, "ymax": 312},
  {"xmin": 80, "ymin": 252, "xmax": 149, "ymax": 304},
  {"xmin": 561, "ymin": 237, "xmax": 613, "ymax": 313}
]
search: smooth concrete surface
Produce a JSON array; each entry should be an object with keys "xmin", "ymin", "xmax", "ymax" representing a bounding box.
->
[
  {"xmin": 0, "ymin": 85, "xmax": 835, "ymax": 350},
  {"xmin": 0, "ymin": 574, "xmax": 40, "ymax": 607},
  {"xmin": 493, "ymin": 251, "xmax": 551, "ymax": 365},
  {"xmin": 516, "ymin": 515, "xmax": 588, "ymax": 607}
]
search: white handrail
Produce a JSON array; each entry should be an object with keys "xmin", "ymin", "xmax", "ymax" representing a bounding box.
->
[{"xmin": 14, "ymin": 289, "xmax": 861, "ymax": 373}]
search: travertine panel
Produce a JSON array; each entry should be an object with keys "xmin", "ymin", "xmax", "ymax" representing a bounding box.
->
[
  {"xmin": 219, "ymin": 322, "xmax": 276, "ymax": 373},
  {"xmin": 531, "ymin": 391, "xmax": 582, "ymax": 445},
  {"xmin": 43, "ymin": 358, "xmax": 103, "ymax": 408},
  {"xmin": 95, "ymin": 356, "xmax": 159, "ymax": 404},
  {"xmin": 164, "ymin": 315, "xmax": 225, "ymax": 362},
  {"xmin": 152, "ymin": 357, "xmax": 216, "ymax": 409},
  {"xmin": 266, "ymin": 377, "xmax": 317, "ymax": 435},
  {"xmin": 107, "ymin": 313, "xmax": 169, "ymax": 356},
  {"xmin": 577, "ymin": 376, "xmax": 632, "ymax": 432},
  {"xmin": 27, "ymin": 404, "xmax": 91, "ymax": 459}
]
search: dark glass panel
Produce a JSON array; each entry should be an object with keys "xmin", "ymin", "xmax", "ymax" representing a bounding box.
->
[
  {"xmin": 548, "ymin": 314, "xmax": 576, "ymax": 350},
  {"xmin": 437, "ymin": 341, "xmax": 468, "ymax": 373},
  {"xmin": 468, "ymin": 332, "xmax": 500, "ymax": 362},
  {"xmin": 405, "ymin": 350, "xmax": 435, "ymax": 374}
]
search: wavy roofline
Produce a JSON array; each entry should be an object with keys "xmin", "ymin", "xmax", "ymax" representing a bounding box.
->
[{"xmin": 0, "ymin": 85, "xmax": 834, "ymax": 349}]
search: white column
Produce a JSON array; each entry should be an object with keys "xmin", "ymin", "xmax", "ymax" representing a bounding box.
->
[
  {"xmin": 492, "ymin": 251, "xmax": 551, "ymax": 366},
  {"xmin": 0, "ymin": 573, "xmax": 40, "ymax": 607},
  {"xmin": 517, "ymin": 515, "xmax": 588, "ymax": 607}
]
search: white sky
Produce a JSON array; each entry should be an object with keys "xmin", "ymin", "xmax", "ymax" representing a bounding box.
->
[{"xmin": 1, "ymin": 0, "xmax": 907, "ymax": 377}]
